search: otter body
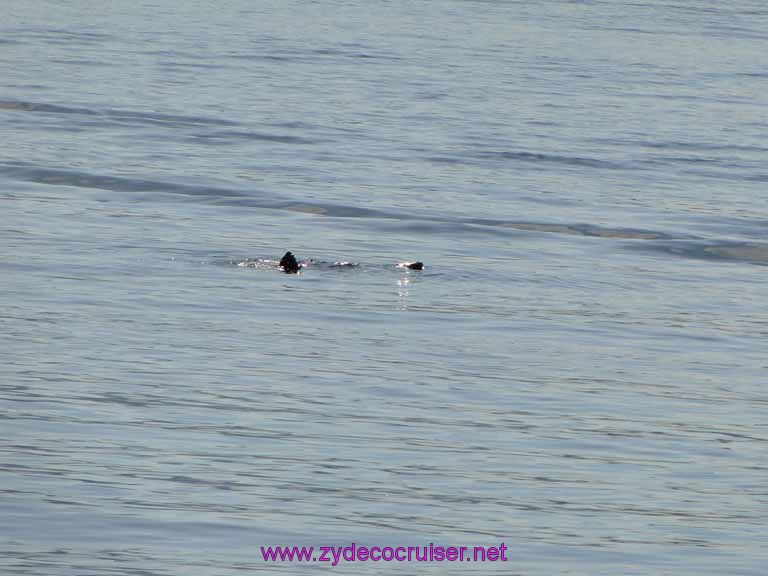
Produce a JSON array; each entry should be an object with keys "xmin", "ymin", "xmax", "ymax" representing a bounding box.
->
[
  {"xmin": 246, "ymin": 251, "xmax": 424, "ymax": 274},
  {"xmin": 402, "ymin": 261, "xmax": 424, "ymax": 270},
  {"xmin": 279, "ymin": 251, "xmax": 301, "ymax": 274}
]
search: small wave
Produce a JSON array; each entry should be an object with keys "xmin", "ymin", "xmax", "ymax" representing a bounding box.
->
[
  {"xmin": 0, "ymin": 164, "xmax": 250, "ymax": 199},
  {"xmin": 47, "ymin": 58, "xmax": 113, "ymax": 67},
  {"xmin": 5, "ymin": 26, "xmax": 114, "ymax": 44},
  {"xmin": 633, "ymin": 241, "xmax": 768, "ymax": 265},
  {"xmin": 681, "ymin": 169, "xmax": 768, "ymax": 183},
  {"xmin": 737, "ymin": 72, "xmax": 768, "ymax": 78},
  {"xmin": 704, "ymin": 244, "xmax": 768, "ymax": 263},
  {"xmin": 0, "ymin": 99, "xmax": 239, "ymax": 128},
  {"xmin": 224, "ymin": 53, "xmax": 294, "ymax": 62},
  {"xmin": 158, "ymin": 61, "xmax": 223, "ymax": 70},
  {"xmin": 590, "ymin": 138, "xmax": 768, "ymax": 155},
  {"xmin": 705, "ymin": 25, "xmax": 767, "ymax": 40},
  {"xmin": 431, "ymin": 150, "xmax": 629, "ymax": 170},
  {"xmin": 278, "ymin": 202, "xmax": 390, "ymax": 219},
  {"xmin": 223, "ymin": 46, "xmax": 399, "ymax": 64},
  {"xmin": 467, "ymin": 220, "xmax": 670, "ymax": 240},
  {"xmin": 189, "ymin": 130, "xmax": 323, "ymax": 145},
  {"xmin": 486, "ymin": 151, "xmax": 622, "ymax": 169},
  {"xmin": 310, "ymin": 47, "xmax": 400, "ymax": 61}
]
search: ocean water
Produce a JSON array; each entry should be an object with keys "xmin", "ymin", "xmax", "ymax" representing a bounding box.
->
[{"xmin": 1, "ymin": 1, "xmax": 767, "ymax": 574}]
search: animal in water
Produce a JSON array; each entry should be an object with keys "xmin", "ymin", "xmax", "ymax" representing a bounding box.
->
[
  {"xmin": 402, "ymin": 261, "xmax": 424, "ymax": 270},
  {"xmin": 279, "ymin": 251, "xmax": 301, "ymax": 274},
  {"xmin": 245, "ymin": 251, "xmax": 424, "ymax": 273}
]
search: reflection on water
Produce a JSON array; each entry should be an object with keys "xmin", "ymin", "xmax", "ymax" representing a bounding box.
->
[{"xmin": 397, "ymin": 276, "xmax": 411, "ymax": 311}]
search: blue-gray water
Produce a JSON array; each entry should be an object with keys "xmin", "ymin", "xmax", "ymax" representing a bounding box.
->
[{"xmin": 2, "ymin": 1, "xmax": 767, "ymax": 574}]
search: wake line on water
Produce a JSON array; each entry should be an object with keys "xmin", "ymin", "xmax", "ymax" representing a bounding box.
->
[
  {"xmin": 0, "ymin": 99, "xmax": 240, "ymax": 128},
  {"xmin": 4, "ymin": 163, "xmax": 767, "ymax": 264},
  {"xmin": 0, "ymin": 163, "xmax": 668, "ymax": 238},
  {"xmin": 0, "ymin": 99, "xmax": 338, "ymax": 144}
]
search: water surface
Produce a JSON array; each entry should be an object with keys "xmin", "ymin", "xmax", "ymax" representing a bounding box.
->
[{"xmin": 1, "ymin": 1, "xmax": 767, "ymax": 574}]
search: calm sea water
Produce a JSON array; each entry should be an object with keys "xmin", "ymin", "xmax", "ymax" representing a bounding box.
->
[{"xmin": 2, "ymin": 1, "xmax": 767, "ymax": 574}]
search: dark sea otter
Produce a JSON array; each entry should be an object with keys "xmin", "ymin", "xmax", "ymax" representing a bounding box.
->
[
  {"xmin": 401, "ymin": 261, "xmax": 424, "ymax": 271},
  {"xmin": 279, "ymin": 251, "xmax": 301, "ymax": 274},
  {"xmin": 274, "ymin": 251, "xmax": 423, "ymax": 274}
]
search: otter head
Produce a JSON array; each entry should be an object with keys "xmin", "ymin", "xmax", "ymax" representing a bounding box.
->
[{"xmin": 279, "ymin": 251, "xmax": 300, "ymax": 274}]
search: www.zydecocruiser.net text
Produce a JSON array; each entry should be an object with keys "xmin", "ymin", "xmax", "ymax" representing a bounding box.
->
[{"xmin": 261, "ymin": 543, "xmax": 509, "ymax": 566}]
